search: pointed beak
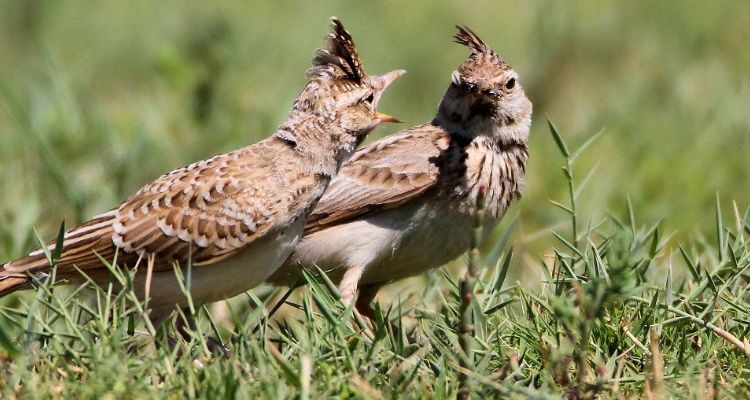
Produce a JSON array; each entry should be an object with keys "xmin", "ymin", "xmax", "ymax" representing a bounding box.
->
[
  {"xmin": 371, "ymin": 69, "xmax": 406, "ymax": 124},
  {"xmin": 373, "ymin": 112, "xmax": 403, "ymax": 124},
  {"xmin": 379, "ymin": 69, "xmax": 407, "ymax": 88}
]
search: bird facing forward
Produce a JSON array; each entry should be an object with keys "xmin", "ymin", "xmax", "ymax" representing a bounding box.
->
[
  {"xmin": 0, "ymin": 17, "xmax": 404, "ymax": 331},
  {"xmin": 267, "ymin": 26, "xmax": 532, "ymax": 317}
]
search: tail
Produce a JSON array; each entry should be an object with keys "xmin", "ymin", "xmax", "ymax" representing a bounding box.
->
[
  {"xmin": 0, "ymin": 270, "xmax": 31, "ymax": 297},
  {"xmin": 0, "ymin": 209, "xmax": 119, "ymax": 299}
]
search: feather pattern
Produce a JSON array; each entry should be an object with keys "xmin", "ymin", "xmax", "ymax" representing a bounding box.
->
[
  {"xmin": 305, "ymin": 124, "xmax": 446, "ymax": 233},
  {"xmin": 454, "ymin": 26, "xmax": 492, "ymax": 56},
  {"xmin": 0, "ymin": 17, "xmax": 404, "ymax": 328},
  {"xmin": 308, "ymin": 17, "xmax": 364, "ymax": 82},
  {"xmin": 3, "ymin": 139, "xmax": 319, "ymax": 276},
  {"xmin": 268, "ymin": 25, "xmax": 532, "ymax": 318}
]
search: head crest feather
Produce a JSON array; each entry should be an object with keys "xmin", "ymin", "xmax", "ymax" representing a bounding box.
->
[
  {"xmin": 453, "ymin": 25, "xmax": 510, "ymax": 71},
  {"xmin": 454, "ymin": 26, "xmax": 492, "ymax": 56},
  {"xmin": 308, "ymin": 17, "xmax": 365, "ymax": 82}
]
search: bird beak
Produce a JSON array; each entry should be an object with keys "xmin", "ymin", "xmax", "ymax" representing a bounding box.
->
[
  {"xmin": 372, "ymin": 69, "xmax": 406, "ymax": 124},
  {"xmin": 379, "ymin": 69, "xmax": 407, "ymax": 88},
  {"xmin": 373, "ymin": 112, "xmax": 403, "ymax": 123}
]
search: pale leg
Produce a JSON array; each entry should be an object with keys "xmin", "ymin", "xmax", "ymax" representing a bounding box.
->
[{"xmin": 338, "ymin": 265, "xmax": 366, "ymax": 306}]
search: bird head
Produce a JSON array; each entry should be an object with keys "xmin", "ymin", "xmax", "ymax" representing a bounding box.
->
[
  {"xmin": 436, "ymin": 26, "xmax": 532, "ymax": 146},
  {"xmin": 278, "ymin": 17, "xmax": 404, "ymax": 168}
]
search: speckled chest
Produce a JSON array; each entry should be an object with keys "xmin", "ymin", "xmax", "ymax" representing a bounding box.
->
[{"xmin": 430, "ymin": 135, "xmax": 527, "ymax": 221}]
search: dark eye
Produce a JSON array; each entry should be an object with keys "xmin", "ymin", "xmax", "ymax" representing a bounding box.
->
[
  {"xmin": 463, "ymin": 82, "xmax": 477, "ymax": 92},
  {"xmin": 364, "ymin": 93, "xmax": 375, "ymax": 103},
  {"xmin": 505, "ymin": 78, "xmax": 516, "ymax": 90}
]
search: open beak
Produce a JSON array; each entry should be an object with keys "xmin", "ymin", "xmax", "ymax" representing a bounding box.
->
[
  {"xmin": 373, "ymin": 112, "xmax": 403, "ymax": 124},
  {"xmin": 372, "ymin": 69, "xmax": 407, "ymax": 124},
  {"xmin": 379, "ymin": 69, "xmax": 407, "ymax": 88}
]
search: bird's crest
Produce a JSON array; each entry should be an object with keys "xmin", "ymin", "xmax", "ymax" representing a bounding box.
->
[
  {"xmin": 454, "ymin": 26, "xmax": 492, "ymax": 56},
  {"xmin": 453, "ymin": 25, "xmax": 509, "ymax": 73},
  {"xmin": 308, "ymin": 17, "xmax": 365, "ymax": 82}
]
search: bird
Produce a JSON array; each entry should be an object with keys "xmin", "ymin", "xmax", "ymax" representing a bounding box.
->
[
  {"xmin": 0, "ymin": 17, "xmax": 405, "ymax": 334},
  {"xmin": 267, "ymin": 25, "xmax": 532, "ymax": 319}
]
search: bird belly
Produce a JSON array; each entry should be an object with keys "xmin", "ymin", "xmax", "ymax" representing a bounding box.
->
[
  {"xmin": 358, "ymin": 201, "xmax": 476, "ymax": 285},
  {"xmin": 132, "ymin": 218, "xmax": 305, "ymax": 314},
  {"xmin": 274, "ymin": 199, "xmax": 488, "ymax": 287},
  {"xmin": 278, "ymin": 218, "xmax": 405, "ymax": 285}
]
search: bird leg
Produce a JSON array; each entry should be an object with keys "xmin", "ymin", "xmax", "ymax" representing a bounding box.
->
[
  {"xmin": 338, "ymin": 265, "xmax": 366, "ymax": 307},
  {"xmin": 337, "ymin": 266, "xmax": 378, "ymax": 332},
  {"xmin": 356, "ymin": 283, "xmax": 421, "ymax": 345},
  {"xmin": 354, "ymin": 283, "xmax": 382, "ymax": 321},
  {"xmin": 175, "ymin": 308, "xmax": 231, "ymax": 358},
  {"xmin": 337, "ymin": 268, "xmax": 408, "ymax": 344}
]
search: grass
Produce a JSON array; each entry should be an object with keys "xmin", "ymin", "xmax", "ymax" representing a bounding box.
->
[
  {"xmin": 1, "ymin": 1, "xmax": 750, "ymax": 398},
  {"xmin": 2, "ymin": 123, "xmax": 750, "ymax": 399}
]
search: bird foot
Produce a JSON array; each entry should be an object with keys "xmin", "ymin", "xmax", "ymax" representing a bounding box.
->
[{"xmin": 206, "ymin": 337, "xmax": 232, "ymax": 358}]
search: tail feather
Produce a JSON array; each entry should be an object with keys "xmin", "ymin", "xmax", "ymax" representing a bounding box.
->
[
  {"xmin": 3, "ymin": 209, "xmax": 118, "ymax": 275},
  {"xmin": 0, "ymin": 209, "xmax": 120, "ymax": 299},
  {"xmin": 0, "ymin": 272, "xmax": 30, "ymax": 297}
]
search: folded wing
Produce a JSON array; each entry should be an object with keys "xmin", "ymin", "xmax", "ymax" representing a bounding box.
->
[
  {"xmin": 305, "ymin": 124, "xmax": 448, "ymax": 234},
  {"xmin": 3, "ymin": 146, "xmax": 278, "ymax": 275}
]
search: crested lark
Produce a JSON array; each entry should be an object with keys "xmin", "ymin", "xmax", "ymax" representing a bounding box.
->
[
  {"xmin": 0, "ymin": 18, "xmax": 404, "ymax": 330},
  {"xmin": 268, "ymin": 26, "xmax": 532, "ymax": 317}
]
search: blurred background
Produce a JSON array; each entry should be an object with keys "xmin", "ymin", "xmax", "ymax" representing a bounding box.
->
[{"xmin": 0, "ymin": 0, "xmax": 748, "ymax": 290}]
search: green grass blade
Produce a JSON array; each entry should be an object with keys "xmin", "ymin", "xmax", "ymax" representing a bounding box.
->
[
  {"xmin": 569, "ymin": 128, "xmax": 605, "ymax": 163},
  {"xmin": 492, "ymin": 247, "xmax": 514, "ymax": 292},
  {"xmin": 549, "ymin": 200, "xmax": 574, "ymax": 215},
  {"xmin": 547, "ymin": 117, "xmax": 569, "ymax": 158},
  {"xmin": 0, "ymin": 319, "xmax": 19, "ymax": 358},
  {"xmin": 678, "ymin": 245, "xmax": 701, "ymax": 281},
  {"xmin": 485, "ymin": 217, "xmax": 517, "ymax": 268},
  {"xmin": 573, "ymin": 164, "xmax": 598, "ymax": 200},
  {"xmin": 51, "ymin": 220, "xmax": 66, "ymax": 266},
  {"xmin": 716, "ymin": 193, "xmax": 724, "ymax": 262}
]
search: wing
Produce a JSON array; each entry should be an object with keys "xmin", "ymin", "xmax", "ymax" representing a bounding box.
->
[
  {"xmin": 109, "ymin": 145, "xmax": 281, "ymax": 272},
  {"xmin": 305, "ymin": 123, "xmax": 449, "ymax": 234},
  {"xmin": 4, "ymin": 141, "xmax": 288, "ymax": 275}
]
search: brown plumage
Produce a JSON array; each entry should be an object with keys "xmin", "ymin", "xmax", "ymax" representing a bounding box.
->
[
  {"xmin": 267, "ymin": 26, "xmax": 532, "ymax": 317},
  {"xmin": 0, "ymin": 17, "xmax": 404, "ymax": 330}
]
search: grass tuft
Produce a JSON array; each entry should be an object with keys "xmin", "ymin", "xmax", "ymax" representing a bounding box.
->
[
  {"xmin": 2, "ymin": 2, "xmax": 750, "ymax": 397},
  {"xmin": 2, "ymin": 122, "xmax": 748, "ymax": 398}
]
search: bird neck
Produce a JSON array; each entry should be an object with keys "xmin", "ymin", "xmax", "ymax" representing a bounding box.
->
[
  {"xmin": 272, "ymin": 125, "xmax": 357, "ymax": 178},
  {"xmin": 433, "ymin": 101, "xmax": 531, "ymax": 149}
]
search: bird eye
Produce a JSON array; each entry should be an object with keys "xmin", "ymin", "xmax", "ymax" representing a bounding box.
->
[{"xmin": 505, "ymin": 78, "xmax": 516, "ymax": 90}]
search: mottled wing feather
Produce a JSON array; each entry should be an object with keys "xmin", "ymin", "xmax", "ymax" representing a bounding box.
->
[
  {"xmin": 110, "ymin": 146, "xmax": 277, "ymax": 272},
  {"xmin": 305, "ymin": 124, "xmax": 448, "ymax": 234},
  {"xmin": 6, "ymin": 143, "xmax": 280, "ymax": 275},
  {"xmin": 56, "ymin": 210, "xmax": 126, "ymax": 268}
]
